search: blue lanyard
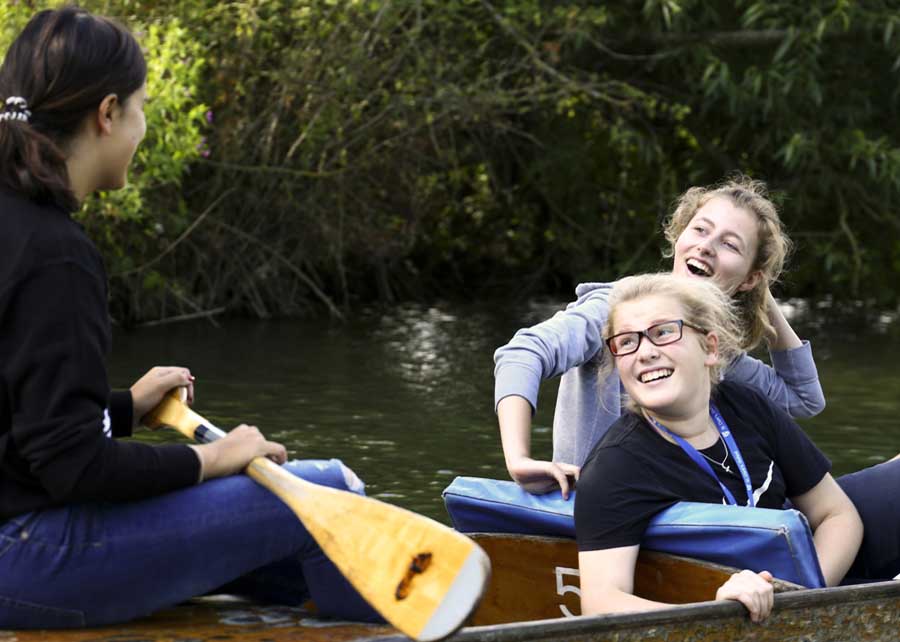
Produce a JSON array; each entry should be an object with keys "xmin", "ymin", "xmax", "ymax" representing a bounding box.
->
[{"xmin": 646, "ymin": 404, "xmax": 754, "ymax": 507}]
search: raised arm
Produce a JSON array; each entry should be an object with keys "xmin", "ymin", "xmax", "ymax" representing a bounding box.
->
[
  {"xmin": 790, "ymin": 473, "xmax": 863, "ymax": 586},
  {"xmin": 764, "ymin": 288, "xmax": 803, "ymax": 351},
  {"xmin": 726, "ymin": 345, "xmax": 824, "ymax": 418},
  {"xmin": 724, "ymin": 289, "xmax": 825, "ymax": 418}
]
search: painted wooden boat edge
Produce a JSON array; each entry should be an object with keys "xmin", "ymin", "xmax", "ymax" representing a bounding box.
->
[
  {"xmin": 378, "ymin": 579, "xmax": 900, "ymax": 642},
  {"xmin": 3, "ymin": 533, "xmax": 897, "ymax": 642},
  {"xmin": 3, "ymin": 579, "xmax": 897, "ymax": 642}
]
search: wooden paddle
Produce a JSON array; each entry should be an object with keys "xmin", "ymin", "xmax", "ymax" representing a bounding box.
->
[{"xmin": 144, "ymin": 390, "xmax": 490, "ymax": 641}]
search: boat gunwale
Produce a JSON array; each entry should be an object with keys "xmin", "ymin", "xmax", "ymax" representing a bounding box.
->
[{"xmin": 369, "ymin": 579, "xmax": 900, "ymax": 641}]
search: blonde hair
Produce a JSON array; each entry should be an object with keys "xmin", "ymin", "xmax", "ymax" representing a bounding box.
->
[
  {"xmin": 661, "ymin": 176, "xmax": 792, "ymax": 351},
  {"xmin": 602, "ymin": 274, "xmax": 746, "ymax": 411}
]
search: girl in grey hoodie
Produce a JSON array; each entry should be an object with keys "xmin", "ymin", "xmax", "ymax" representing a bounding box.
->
[{"xmin": 494, "ymin": 177, "xmax": 825, "ymax": 497}]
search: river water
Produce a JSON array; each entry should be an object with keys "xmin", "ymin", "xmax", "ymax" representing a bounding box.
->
[{"xmin": 109, "ymin": 298, "xmax": 900, "ymax": 524}]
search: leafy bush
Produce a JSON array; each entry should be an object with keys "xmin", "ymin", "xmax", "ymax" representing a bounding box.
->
[{"xmin": 3, "ymin": 1, "xmax": 900, "ymax": 322}]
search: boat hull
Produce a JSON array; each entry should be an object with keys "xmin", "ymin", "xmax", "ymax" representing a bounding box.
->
[
  {"xmin": 465, "ymin": 533, "xmax": 804, "ymax": 624},
  {"xmin": 4, "ymin": 534, "xmax": 898, "ymax": 642},
  {"xmin": 440, "ymin": 580, "xmax": 900, "ymax": 642}
]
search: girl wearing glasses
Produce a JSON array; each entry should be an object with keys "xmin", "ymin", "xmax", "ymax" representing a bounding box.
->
[
  {"xmin": 494, "ymin": 177, "xmax": 824, "ymax": 497},
  {"xmin": 574, "ymin": 273, "xmax": 872, "ymax": 621}
]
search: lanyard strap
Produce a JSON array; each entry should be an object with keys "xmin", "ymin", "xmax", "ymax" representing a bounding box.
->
[
  {"xmin": 647, "ymin": 405, "xmax": 754, "ymax": 507},
  {"xmin": 709, "ymin": 403, "xmax": 754, "ymax": 507}
]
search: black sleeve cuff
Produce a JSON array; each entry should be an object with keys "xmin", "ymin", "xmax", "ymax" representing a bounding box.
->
[
  {"xmin": 108, "ymin": 390, "xmax": 134, "ymax": 437},
  {"xmin": 152, "ymin": 443, "xmax": 204, "ymax": 490}
]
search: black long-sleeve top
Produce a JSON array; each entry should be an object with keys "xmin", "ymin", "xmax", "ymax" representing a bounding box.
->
[{"xmin": 0, "ymin": 189, "xmax": 200, "ymax": 520}]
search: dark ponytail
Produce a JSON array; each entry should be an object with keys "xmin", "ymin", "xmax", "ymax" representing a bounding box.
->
[{"xmin": 0, "ymin": 6, "xmax": 146, "ymax": 211}]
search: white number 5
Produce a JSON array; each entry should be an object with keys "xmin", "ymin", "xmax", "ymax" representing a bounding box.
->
[{"xmin": 554, "ymin": 566, "xmax": 581, "ymax": 618}]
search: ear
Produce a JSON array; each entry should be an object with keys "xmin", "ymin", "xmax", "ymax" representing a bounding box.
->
[
  {"xmin": 95, "ymin": 94, "xmax": 119, "ymax": 136},
  {"xmin": 736, "ymin": 269, "xmax": 762, "ymax": 293},
  {"xmin": 703, "ymin": 331, "xmax": 720, "ymax": 366}
]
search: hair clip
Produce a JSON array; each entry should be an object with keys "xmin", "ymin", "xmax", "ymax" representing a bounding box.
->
[{"xmin": 0, "ymin": 96, "xmax": 32, "ymax": 123}]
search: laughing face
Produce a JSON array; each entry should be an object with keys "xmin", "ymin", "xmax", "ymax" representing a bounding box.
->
[
  {"xmin": 610, "ymin": 294, "xmax": 718, "ymax": 422},
  {"xmin": 671, "ymin": 197, "xmax": 762, "ymax": 296}
]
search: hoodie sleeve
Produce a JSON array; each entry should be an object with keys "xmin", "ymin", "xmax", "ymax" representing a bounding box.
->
[
  {"xmin": 107, "ymin": 390, "xmax": 134, "ymax": 437},
  {"xmin": 493, "ymin": 282, "xmax": 614, "ymax": 412},
  {"xmin": 724, "ymin": 341, "xmax": 826, "ymax": 419},
  {"xmin": 6, "ymin": 259, "xmax": 200, "ymax": 504}
]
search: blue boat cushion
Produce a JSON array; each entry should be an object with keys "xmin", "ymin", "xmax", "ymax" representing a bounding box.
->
[{"xmin": 443, "ymin": 476, "xmax": 825, "ymax": 588}]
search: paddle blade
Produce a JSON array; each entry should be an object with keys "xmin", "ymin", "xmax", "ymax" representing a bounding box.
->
[
  {"xmin": 247, "ymin": 459, "xmax": 491, "ymax": 641},
  {"xmin": 145, "ymin": 392, "xmax": 491, "ymax": 640}
]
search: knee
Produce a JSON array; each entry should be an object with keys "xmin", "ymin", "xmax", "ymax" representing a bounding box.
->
[{"xmin": 283, "ymin": 459, "xmax": 366, "ymax": 495}]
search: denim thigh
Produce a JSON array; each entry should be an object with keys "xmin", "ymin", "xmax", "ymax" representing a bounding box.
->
[
  {"xmin": 0, "ymin": 458, "xmax": 379, "ymax": 628},
  {"xmin": 0, "ymin": 516, "xmax": 87, "ymax": 627},
  {"xmin": 836, "ymin": 459, "xmax": 900, "ymax": 581}
]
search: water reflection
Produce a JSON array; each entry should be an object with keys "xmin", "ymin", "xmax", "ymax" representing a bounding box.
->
[{"xmin": 109, "ymin": 298, "xmax": 900, "ymax": 523}]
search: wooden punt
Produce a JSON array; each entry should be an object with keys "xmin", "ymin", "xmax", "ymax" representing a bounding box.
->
[{"xmin": 5, "ymin": 533, "xmax": 899, "ymax": 642}]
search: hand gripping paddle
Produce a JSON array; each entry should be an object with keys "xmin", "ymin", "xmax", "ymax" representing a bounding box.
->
[{"xmin": 145, "ymin": 390, "xmax": 490, "ymax": 641}]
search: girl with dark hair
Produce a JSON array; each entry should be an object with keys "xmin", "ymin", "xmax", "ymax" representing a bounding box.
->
[
  {"xmin": 0, "ymin": 7, "xmax": 378, "ymax": 628},
  {"xmin": 0, "ymin": 4, "xmax": 147, "ymax": 210}
]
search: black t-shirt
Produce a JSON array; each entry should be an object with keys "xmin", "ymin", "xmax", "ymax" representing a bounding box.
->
[{"xmin": 575, "ymin": 380, "xmax": 831, "ymax": 552}]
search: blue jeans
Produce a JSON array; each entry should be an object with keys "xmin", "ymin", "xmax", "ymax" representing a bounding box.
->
[
  {"xmin": 836, "ymin": 459, "xmax": 900, "ymax": 582},
  {"xmin": 0, "ymin": 460, "xmax": 383, "ymax": 628}
]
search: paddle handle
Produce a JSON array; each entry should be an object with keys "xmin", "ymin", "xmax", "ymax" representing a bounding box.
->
[
  {"xmin": 149, "ymin": 389, "xmax": 227, "ymax": 443},
  {"xmin": 181, "ymin": 416, "xmax": 227, "ymax": 444},
  {"xmin": 145, "ymin": 390, "xmax": 305, "ymax": 494}
]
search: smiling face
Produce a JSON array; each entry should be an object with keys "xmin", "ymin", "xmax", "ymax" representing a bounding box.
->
[
  {"xmin": 671, "ymin": 197, "xmax": 761, "ymax": 296},
  {"xmin": 610, "ymin": 294, "xmax": 718, "ymax": 422}
]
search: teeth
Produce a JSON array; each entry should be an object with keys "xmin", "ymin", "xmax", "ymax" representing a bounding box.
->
[
  {"xmin": 640, "ymin": 369, "xmax": 673, "ymax": 383},
  {"xmin": 686, "ymin": 258, "xmax": 712, "ymax": 277}
]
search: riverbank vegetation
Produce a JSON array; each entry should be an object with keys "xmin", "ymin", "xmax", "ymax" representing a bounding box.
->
[{"xmin": 3, "ymin": 1, "xmax": 899, "ymax": 324}]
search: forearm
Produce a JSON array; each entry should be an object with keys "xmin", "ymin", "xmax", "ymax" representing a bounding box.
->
[
  {"xmin": 107, "ymin": 390, "xmax": 134, "ymax": 437},
  {"xmin": 498, "ymin": 395, "xmax": 578, "ymax": 494},
  {"xmin": 497, "ymin": 395, "xmax": 533, "ymax": 466},
  {"xmin": 766, "ymin": 290, "xmax": 803, "ymax": 351},
  {"xmin": 813, "ymin": 510, "xmax": 863, "ymax": 586},
  {"xmin": 581, "ymin": 586, "xmax": 668, "ymax": 617},
  {"xmin": 498, "ymin": 395, "xmax": 556, "ymax": 493},
  {"xmin": 188, "ymin": 426, "xmax": 287, "ymax": 481},
  {"xmin": 56, "ymin": 440, "xmax": 201, "ymax": 503},
  {"xmin": 727, "ymin": 345, "xmax": 825, "ymax": 418}
]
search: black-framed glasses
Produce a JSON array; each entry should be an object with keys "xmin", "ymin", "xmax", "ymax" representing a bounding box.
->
[{"xmin": 605, "ymin": 319, "xmax": 706, "ymax": 356}]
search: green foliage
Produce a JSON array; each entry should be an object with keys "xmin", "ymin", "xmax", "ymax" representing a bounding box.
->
[
  {"xmin": 3, "ymin": 0, "xmax": 900, "ymax": 321},
  {"xmin": 85, "ymin": 15, "xmax": 208, "ymax": 323},
  {"xmin": 663, "ymin": 0, "xmax": 900, "ymax": 300},
  {"xmin": 0, "ymin": 5, "xmax": 32, "ymax": 43}
]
